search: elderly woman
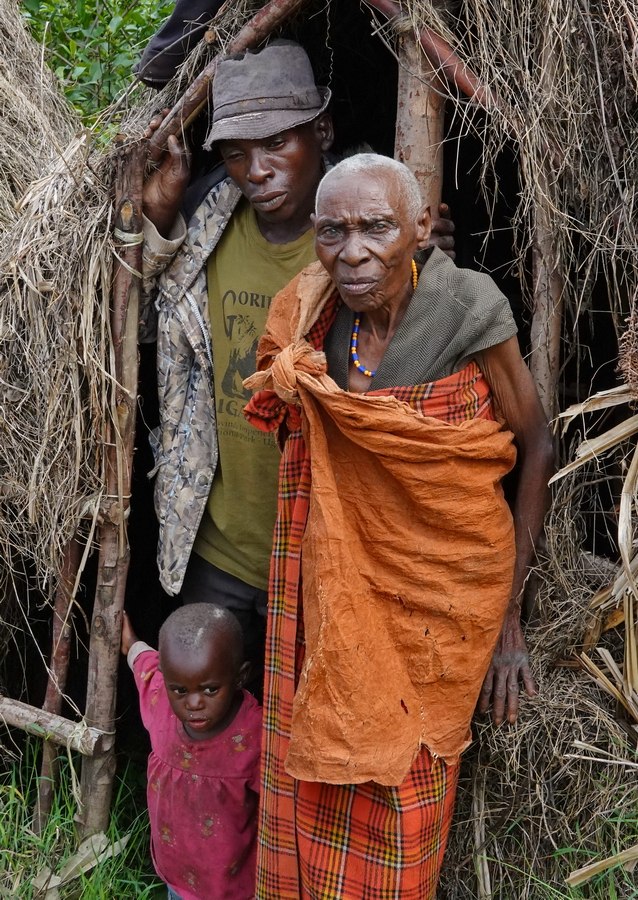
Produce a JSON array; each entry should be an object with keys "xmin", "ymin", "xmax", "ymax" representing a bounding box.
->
[{"xmin": 245, "ymin": 154, "xmax": 553, "ymax": 899}]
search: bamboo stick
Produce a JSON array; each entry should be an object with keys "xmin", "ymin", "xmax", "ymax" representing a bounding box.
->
[
  {"xmin": 76, "ymin": 140, "xmax": 145, "ymax": 838},
  {"xmin": 0, "ymin": 697, "xmax": 103, "ymax": 756},
  {"xmin": 394, "ymin": 26, "xmax": 445, "ymax": 213},
  {"xmin": 34, "ymin": 538, "xmax": 81, "ymax": 833},
  {"xmin": 149, "ymin": 0, "xmax": 313, "ymax": 159}
]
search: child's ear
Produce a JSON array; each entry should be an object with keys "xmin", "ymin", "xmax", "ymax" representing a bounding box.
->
[{"xmin": 237, "ymin": 661, "xmax": 251, "ymax": 688}]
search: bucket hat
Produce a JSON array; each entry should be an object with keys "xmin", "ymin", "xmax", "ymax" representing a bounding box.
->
[{"xmin": 204, "ymin": 40, "xmax": 331, "ymax": 148}]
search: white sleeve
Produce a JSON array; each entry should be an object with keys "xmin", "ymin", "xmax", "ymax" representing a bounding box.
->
[{"xmin": 127, "ymin": 640, "xmax": 155, "ymax": 669}]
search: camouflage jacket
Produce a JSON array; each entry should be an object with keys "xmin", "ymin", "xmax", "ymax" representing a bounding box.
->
[{"xmin": 141, "ymin": 174, "xmax": 243, "ymax": 595}]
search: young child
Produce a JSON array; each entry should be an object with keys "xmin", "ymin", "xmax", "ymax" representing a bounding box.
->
[{"xmin": 121, "ymin": 603, "xmax": 261, "ymax": 900}]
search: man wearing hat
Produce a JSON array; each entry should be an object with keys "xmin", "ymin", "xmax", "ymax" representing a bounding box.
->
[{"xmin": 141, "ymin": 41, "xmax": 334, "ymax": 696}]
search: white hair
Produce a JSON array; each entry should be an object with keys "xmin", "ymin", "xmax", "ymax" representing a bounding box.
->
[{"xmin": 315, "ymin": 153, "xmax": 424, "ymax": 221}]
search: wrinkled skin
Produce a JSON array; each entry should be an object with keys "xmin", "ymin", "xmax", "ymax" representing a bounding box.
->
[
  {"xmin": 474, "ymin": 337, "xmax": 554, "ymax": 724},
  {"xmin": 313, "ymin": 169, "xmax": 430, "ymax": 393},
  {"xmin": 141, "ymin": 106, "xmax": 548, "ymax": 721}
]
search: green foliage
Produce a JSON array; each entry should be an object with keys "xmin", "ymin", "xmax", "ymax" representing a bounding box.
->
[
  {"xmin": 20, "ymin": 0, "xmax": 174, "ymax": 120},
  {"xmin": 0, "ymin": 741, "xmax": 161, "ymax": 898}
]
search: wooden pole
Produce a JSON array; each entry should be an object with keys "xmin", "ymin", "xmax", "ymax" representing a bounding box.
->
[
  {"xmin": 75, "ymin": 0, "xmax": 314, "ymax": 835},
  {"xmin": 394, "ymin": 25, "xmax": 446, "ymax": 213},
  {"xmin": 149, "ymin": 0, "xmax": 314, "ymax": 159},
  {"xmin": 528, "ymin": 29, "xmax": 564, "ymax": 421},
  {"xmin": 529, "ymin": 174, "xmax": 564, "ymax": 421},
  {"xmin": 76, "ymin": 140, "xmax": 145, "ymax": 838},
  {"xmin": 34, "ymin": 537, "xmax": 81, "ymax": 833},
  {"xmin": 0, "ymin": 697, "xmax": 104, "ymax": 756}
]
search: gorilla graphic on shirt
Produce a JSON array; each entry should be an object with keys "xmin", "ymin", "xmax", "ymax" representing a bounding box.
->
[{"xmin": 221, "ymin": 310, "xmax": 260, "ymax": 401}]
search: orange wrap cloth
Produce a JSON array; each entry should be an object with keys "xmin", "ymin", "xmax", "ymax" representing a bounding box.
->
[{"xmin": 245, "ymin": 263, "xmax": 517, "ymax": 787}]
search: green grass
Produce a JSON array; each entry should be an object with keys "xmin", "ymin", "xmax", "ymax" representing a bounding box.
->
[
  {"xmin": 0, "ymin": 739, "xmax": 162, "ymax": 899},
  {"xmin": 473, "ymin": 817, "xmax": 638, "ymax": 900},
  {"xmin": 479, "ymin": 853, "xmax": 638, "ymax": 900},
  {"xmin": 2, "ymin": 740, "xmax": 636, "ymax": 898}
]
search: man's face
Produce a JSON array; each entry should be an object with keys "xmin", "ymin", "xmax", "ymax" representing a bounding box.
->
[
  {"xmin": 160, "ymin": 635, "xmax": 242, "ymax": 741},
  {"xmin": 218, "ymin": 117, "xmax": 333, "ymax": 242},
  {"xmin": 313, "ymin": 170, "xmax": 431, "ymax": 313}
]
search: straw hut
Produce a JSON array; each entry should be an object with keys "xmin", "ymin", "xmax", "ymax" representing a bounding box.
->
[{"xmin": 0, "ymin": 0, "xmax": 636, "ymax": 894}]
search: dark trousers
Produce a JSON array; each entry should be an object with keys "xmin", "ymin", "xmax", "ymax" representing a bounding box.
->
[{"xmin": 180, "ymin": 553, "xmax": 267, "ymax": 702}]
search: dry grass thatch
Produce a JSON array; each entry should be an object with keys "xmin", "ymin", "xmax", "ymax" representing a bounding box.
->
[
  {"xmin": 0, "ymin": 0, "xmax": 637, "ymax": 894},
  {"xmin": 0, "ymin": 0, "xmax": 110, "ymax": 619},
  {"xmin": 0, "ymin": 0, "xmax": 78, "ymax": 230},
  {"xmin": 0, "ymin": 0, "xmax": 272, "ymax": 613},
  {"xmin": 440, "ymin": 465, "xmax": 638, "ymax": 898}
]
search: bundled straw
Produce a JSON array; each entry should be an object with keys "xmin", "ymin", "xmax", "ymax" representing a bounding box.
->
[
  {"xmin": 374, "ymin": 0, "xmax": 638, "ymax": 331},
  {"xmin": 0, "ymin": 0, "xmax": 77, "ymax": 230},
  {"xmin": 439, "ymin": 467, "xmax": 638, "ymax": 897},
  {"xmin": 0, "ymin": 134, "xmax": 112, "ymax": 594}
]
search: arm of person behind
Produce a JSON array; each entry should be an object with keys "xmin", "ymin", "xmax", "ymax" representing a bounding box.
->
[
  {"xmin": 134, "ymin": 0, "xmax": 226, "ymax": 87},
  {"xmin": 475, "ymin": 337, "xmax": 554, "ymax": 725},
  {"xmin": 428, "ymin": 202, "xmax": 455, "ymax": 259},
  {"xmin": 139, "ymin": 118, "xmax": 191, "ymax": 342}
]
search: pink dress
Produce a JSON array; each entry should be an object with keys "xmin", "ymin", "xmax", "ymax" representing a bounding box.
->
[{"xmin": 131, "ymin": 647, "xmax": 261, "ymax": 900}]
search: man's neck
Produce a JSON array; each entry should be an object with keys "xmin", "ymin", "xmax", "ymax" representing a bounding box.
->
[{"xmin": 255, "ymin": 214, "xmax": 313, "ymax": 245}]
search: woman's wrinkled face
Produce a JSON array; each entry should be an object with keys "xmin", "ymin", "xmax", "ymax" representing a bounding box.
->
[{"xmin": 312, "ymin": 171, "xmax": 430, "ymax": 313}]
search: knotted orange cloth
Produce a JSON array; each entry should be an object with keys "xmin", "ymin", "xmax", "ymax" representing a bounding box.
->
[{"xmin": 245, "ymin": 262, "xmax": 517, "ymax": 787}]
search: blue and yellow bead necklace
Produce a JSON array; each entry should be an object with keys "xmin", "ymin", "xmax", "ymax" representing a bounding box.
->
[{"xmin": 350, "ymin": 259, "xmax": 418, "ymax": 378}]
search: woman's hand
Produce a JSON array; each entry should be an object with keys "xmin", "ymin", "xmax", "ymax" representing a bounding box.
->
[
  {"xmin": 121, "ymin": 610, "xmax": 138, "ymax": 656},
  {"xmin": 477, "ymin": 607, "xmax": 537, "ymax": 724},
  {"xmin": 428, "ymin": 202, "xmax": 455, "ymax": 259},
  {"xmin": 143, "ymin": 110, "xmax": 191, "ymax": 238}
]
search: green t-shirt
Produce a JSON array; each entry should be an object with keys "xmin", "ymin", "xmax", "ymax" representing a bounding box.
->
[{"xmin": 193, "ymin": 199, "xmax": 316, "ymax": 590}]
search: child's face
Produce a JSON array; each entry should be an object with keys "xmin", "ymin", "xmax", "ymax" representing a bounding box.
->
[{"xmin": 160, "ymin": 636, "xmax": 243, "ymax": 741}]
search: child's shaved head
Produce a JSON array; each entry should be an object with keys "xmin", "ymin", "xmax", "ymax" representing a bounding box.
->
[{"xmin": 159, "ymin": 603, "xmax": 244, "ymax": 671}]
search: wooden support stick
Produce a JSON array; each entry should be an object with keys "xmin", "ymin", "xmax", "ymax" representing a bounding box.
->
[
  {"xmin": 149, "ymin": 0, "xmax": 312, "ymax": 159},
  {"xmin": 394, "ymin": 27, "xmax": 446, "ymax": 213},
  {"xmin": 0, "ymin": 697, "xmax": 103, "ymax": 756},
  {"xmin": 527, "ymin": 31, "xmax": 564, "ymax": 421},
  {"xmin": 529, "ymin": 183, "xmax": 564, "ymax": 420},
  {"xmin": 77, "ymin": 140, "xmax": 145, "ymax": 839},
  {"xmin": 34, "ymin": 538, "xmax": 81, "ymax": 833}
]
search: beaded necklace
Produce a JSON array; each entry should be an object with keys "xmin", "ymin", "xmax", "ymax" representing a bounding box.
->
[{"xmin": 350, "ymin": 259, "xmax": 418, "ymax": 378}]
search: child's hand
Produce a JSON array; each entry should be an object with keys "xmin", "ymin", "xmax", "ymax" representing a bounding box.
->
[{"xmin": 121, "ymin": 611, "xmax": 138, "ymax": 656}]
